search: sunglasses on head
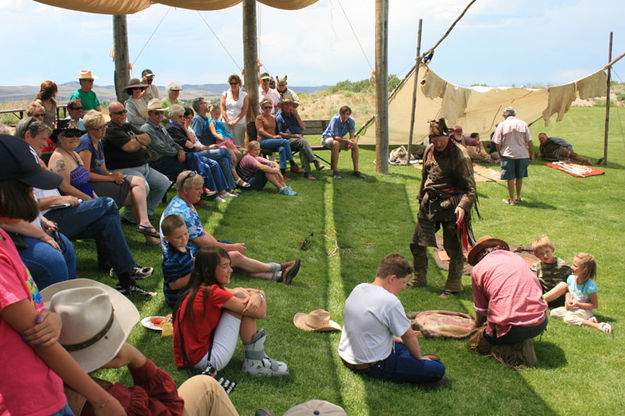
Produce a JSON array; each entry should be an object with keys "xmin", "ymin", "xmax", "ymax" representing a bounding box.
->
[{"xmin": 182, "ymin": 170, "xmax": 197, "ymax": 185}]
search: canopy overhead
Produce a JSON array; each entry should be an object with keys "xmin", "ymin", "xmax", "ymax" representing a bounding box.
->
[
  {"xmin": 34, "ymin": 0, "xmax": 319, "ymax": 14},
  {"xmin": 358, "ymin": 64, "xmax": 607, "ymax": 146}
]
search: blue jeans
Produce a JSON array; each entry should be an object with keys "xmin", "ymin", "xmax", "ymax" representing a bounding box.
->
[
  {"xmin": 20, "ymin": 235, "xmax": 76, "ymax": 290},
  {"xmin": 351, "ymin": 342, "xmax": 445, "ymax": 384},
  {"xmin": 150, "ymin": 154, "xmax": 228, "ymax": 192},
  {"xmin": 50, "ymin": 402, "xmax": 74, "ymax": 416},
  {"xmin": 197, "ymin": 148, "xmax": 236, "ymax": 189},
  {"xmin": 259, "ymin": 138, "xmax": 294, "ymax": 170},
  {"xmin": 115, "ymin": 163, "xmax": 171, "ymax": 218},
  {"xmin": 44, "ymin": 197, "xmax": 135, "ymax": 275},
  {"xmin": 195, "ymin": 154, "xmax": 229, "ymax": 192},
  {"xmin": 246, "ymin": 170, "xmax": 268, "ymax": 191}
]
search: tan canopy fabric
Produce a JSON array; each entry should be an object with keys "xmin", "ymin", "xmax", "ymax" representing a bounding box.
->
[
  {"xmin": 359, "ymin": 64, "xmax": 608, "ymax": 146},
  {"xmin": 359, "ymin": 64, "xmax": 548, "ymax": 146},
  {"xmin": 35, "ymin": 0, "xmax": 319, "ymax": 14}
]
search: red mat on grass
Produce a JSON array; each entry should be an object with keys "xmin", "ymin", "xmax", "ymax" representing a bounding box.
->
[{"xmin": 545, "ymin": 161, "xmax": 604, "ymax": 178}]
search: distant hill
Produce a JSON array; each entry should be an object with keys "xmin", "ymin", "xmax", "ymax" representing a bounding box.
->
[{"xmin": 0, "ymin": 82, "xmax": 330, "ymax": 105}]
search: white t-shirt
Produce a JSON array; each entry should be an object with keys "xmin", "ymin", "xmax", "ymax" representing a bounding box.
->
[
  {"xmin": 338, "ymin": 283, "xmax": 411, "ymax": 364},
  {"xmin": 222, "ymin": 89, "xmax": 247, "ymax": 125}
]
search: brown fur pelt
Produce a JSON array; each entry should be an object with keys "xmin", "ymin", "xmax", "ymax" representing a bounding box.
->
[{"xmin": 468, "ymin": 327, "xmax": 537, "ymax": 368}]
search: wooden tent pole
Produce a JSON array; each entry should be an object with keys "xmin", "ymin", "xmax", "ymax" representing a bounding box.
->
[
  {"xmin": 375, "ymin": 0, "xmax": 389, "ymax": 174},
  {"xmin": 113, "ymin": 15, "xmax": 130, "ymax": 102},
  {"xmin": 243, "ymin": 0, "xmax": 259, "ymax": 134},
  {"xmin": 603, "ymin": 32, "xmax": 613, "ymax": 166},
  {"xmin": 406, "ymin": 19, "xmax": 423, "ymax": 165}
]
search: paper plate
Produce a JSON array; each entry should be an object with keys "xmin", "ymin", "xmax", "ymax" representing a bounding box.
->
[{"xmin": 141, "ymin": 316, "xmax": 165, "ymax": 331}]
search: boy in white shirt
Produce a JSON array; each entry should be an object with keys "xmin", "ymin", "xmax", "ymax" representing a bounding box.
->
[{"xmin": 338, "ymin": 253, "xmax": 445, "ymax": 383}]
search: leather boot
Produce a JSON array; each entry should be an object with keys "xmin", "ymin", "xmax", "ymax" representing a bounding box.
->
[{"xmin": 444, "ymin": 255, "xmax": 464, "ymax": 293}]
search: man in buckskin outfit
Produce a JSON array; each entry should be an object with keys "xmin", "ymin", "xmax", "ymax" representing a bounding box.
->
[{"xmin": 409, "ymin": 119, "xmax": 476, "ymax": 298}]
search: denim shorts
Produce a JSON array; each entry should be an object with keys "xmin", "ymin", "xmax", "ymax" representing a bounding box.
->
[{"xmin": 500, "ymin": 157, "xmax": 529, "ymax": 180}]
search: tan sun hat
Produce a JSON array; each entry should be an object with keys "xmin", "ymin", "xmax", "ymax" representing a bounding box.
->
[
  {"xmin": 147, "ymin": 98, "xmax": 167, "ymax": 112},
  {"xmin": 293, "ymin": 309, "xmax": 341, "ymax": 332},
  {"xmin": 277, "ymin": 98, "xmax": 299, "ymax": 109},
  {"xmin": 284, "ymin": 400, "xmax": 347, "ymax": 416},
  {"xmin": 77, "ymin": 70, "xmax": 98, "ymax": 80},
  {"xmin": 41, "ymin": 278, "xmax": 139, "ymax": 373},
  {"xmin": 466, "ymin": 235, "xmax": 510, "ymax": 266}
]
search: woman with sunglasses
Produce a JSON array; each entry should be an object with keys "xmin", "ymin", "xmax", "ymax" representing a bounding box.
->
[
  {"xmin": 220, "ymin": 74, "xmax": 248, "ymax": 147},
  {"xmin": 77, "ymin": 110, "xmax": 161, "ymax": 246},
  {"xmin": 255, "ymin": 98, "xmax": 302, "ymax": 178},
  {"xmin": 124, "ymin": 78, "xmax": 149, "ymax": 130},
  {"xmin": 26, "ymin": 101, "xmax": 55, "ymax": 152}
]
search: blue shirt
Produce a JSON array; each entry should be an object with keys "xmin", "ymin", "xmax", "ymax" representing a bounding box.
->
[
  {"xmin": 322, "ymin": 114, "xmax": 355, "ymax": 138},
  {"xmin": 162, "ymin": 241, "xmax": 194, "ymax": 307},
  {"xmin": 276, "ymin": 112, "xmax": 303, "ymax": 135},
  {"xmin": 75, "ymin": 134, "xmax": 105, "ymax": 174},
  {"xmin": 160, "ymin": 196, "xmax": 205, "ymax": 255},
  {"xmin": 567, "ymin": 275, "xmax": 598, "ymax": 312},
  {"xmin": 191, "ymin": 114, "xmax": 210, "ymax": 146}
]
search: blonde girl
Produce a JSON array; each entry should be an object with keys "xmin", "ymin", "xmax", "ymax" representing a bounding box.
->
[{"xmin": 550, "ymin": 253, "xmax": 612, "ymax": 334}]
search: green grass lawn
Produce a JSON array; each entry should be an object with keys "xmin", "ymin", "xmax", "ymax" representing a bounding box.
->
[{"xmin": 76, "ymin": 106, "xmax": 625, "ymax": 415}]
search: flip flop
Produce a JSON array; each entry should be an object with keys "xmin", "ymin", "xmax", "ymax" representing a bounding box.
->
[
  {"xmin": 502, "ymin": 199, "xmax": 515, "ymax": 205},
  {"xmin": 515, "ymin": 198, "xmax": 524, "ymax": 204},
  {"xmin": 136, "ymin": 224, "xmax": 160, "ymax": 238}
]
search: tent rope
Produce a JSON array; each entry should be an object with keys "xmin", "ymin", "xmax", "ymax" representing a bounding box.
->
[
  {"xmin": 196, "ymin": 11, "xmax": 242, "ymax": 72},
  {"xmin": 335, "ymin": 0, "xmax": 374, "ymax": 72},
  {"xmin": 421, "ymin": 0, "xmax": 476, "ymax": 61},
  {"xmin": 131, "ymin": 7, "xmax": 171, "ymax": 69}
]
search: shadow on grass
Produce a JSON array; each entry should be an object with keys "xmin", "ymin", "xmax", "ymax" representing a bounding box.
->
[
  {"xmin": 332, "ymin": 179, "xmax": 558, "ymax": 415},
  {"xmin": 534, "ymin": 341, "xmax": 568, "ymax": 369}
]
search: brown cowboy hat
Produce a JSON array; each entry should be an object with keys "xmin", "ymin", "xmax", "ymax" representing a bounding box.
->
[
  {"xmin": 467, "ymin": 235, "xmax": 510, "ymax": 266},
  {"xmin": 277, "ymin": 98, "xmax": 299, "ymax": 109},
  {"xmin": 125, "ymin": 78, "xmax": 148, "ymax": 94},
  {"xmin": 293, "ymin": 309, "xmax": 341, "ymax": 332}
]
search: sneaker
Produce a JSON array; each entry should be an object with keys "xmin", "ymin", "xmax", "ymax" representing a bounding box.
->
[
  {"xmin": 222, "ymin": 191, "xmax": 238, "ymax": 198},
  {"xmin": 304, "ymin": 172, "xmax": 316, "ymax": 181},
  {"xmin": 116, "ymin": 283, "xmax": 157, "ymax": 297},
  {"xmin": 215, "ymin": 196, "xmax": 227, "ymax": 203},
  {"xmin": 279, "ymin": 187, "xmax": 297, "ymax": 196},
  {"xmin": 280, "ymin": 259, "xmax": 301, "ymax": 284},
  {"xmin": 242, "ymin": 355, "xmax": 289, "ymax": 377},
  {"xmin": 332, "ymin": 171, "xmax": 342, "ymax": 179},
  {"xmin": 353, "ymin": 171, "xmax": 366, "ymax": 179},
  {"xmin": 110, "ymin": 265, "xmax": 154, "ymax": 281}
]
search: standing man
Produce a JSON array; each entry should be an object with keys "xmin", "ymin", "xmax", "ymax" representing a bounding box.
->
[
  {"xmin": 321, "ymin": 106, "xmax": 365, "ymax": 179},
  {"xmin": 276, "ymin": 98, "xmax": 325, "ymax": 180},
  {"xmin": 70, "ymin": 70, "xmax": 101, "ymax": 111},
  {"xmin": 275, "ymin": 75, "xmax": 299, "ymax": 104},
  {"xmin": 142, "ymin": 69, "xmax": 159, "ymax": 100},
  {"xmin": 492, "ymin": 107, "xmax": 533, "ymax": 205},
  {"xmin": 102, "ymin": 101, "xmax": 171, "ymax": 224},
  {"xmin": 409, "ymin": 119, "xmax": 476, "ymax": 297},
  {"xmin": 258, "ymin": 72, "xmax": 280, "ymax": 113}
]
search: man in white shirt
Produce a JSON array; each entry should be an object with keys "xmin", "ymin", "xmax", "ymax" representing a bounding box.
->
[{"xmin": 338, "ymin": 253, "xmax": 445, "ymax": 383}]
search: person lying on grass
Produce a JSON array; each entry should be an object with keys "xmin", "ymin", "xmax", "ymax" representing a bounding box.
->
[
  {"xmin": 546, "ymin": 253, "xmax": 612, "ymax": 334},
  {"xmin": 159, "ymin": 171, "xmax": 301, "ymax": 284},
  {"xmin": 174, "ymin": 246, "xmax": 289, "ymax": 377},
  {"xmin": 236, "ymin": 141, "xmax": 298, "ymax": 196},
  {"xmin": 537, "ymin": 133, "xmax": 592, "ymax": 165},
  {"xmin": 338, "ymin": 253, "xmax": 445, "ymax": 384}
]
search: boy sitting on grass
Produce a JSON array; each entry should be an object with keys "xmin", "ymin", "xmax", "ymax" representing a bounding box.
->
[
  {"xmin": 338, "ymin": 253, "xmax": 445, "ymax": 384},
  {"xmin": 161, "ymin": 214, "xmax": 194, "ymax": 308},
  {"xmin": 530, "ymin": 235, "xmax": 571, "ymax": 308}
]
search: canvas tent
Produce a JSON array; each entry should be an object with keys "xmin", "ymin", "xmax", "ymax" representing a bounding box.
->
[{"xmin": 358, "ymin": 63, "xmax": 608, "ymax": 146}]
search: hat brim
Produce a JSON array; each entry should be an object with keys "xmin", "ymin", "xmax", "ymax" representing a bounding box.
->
[
  {"xmin": 20, "ymin": 168, "xmax": 63, "ymax": 190},
  {"xmin": 77, "ymin": 76, "xmax": 99, "ymax": 80},
  {"xmin": 51, "ymin": 127, "xmax": 84, "ymax": 143},
  {"xmin": 293, "ymin": 313, "xmax": 342, "ymax": 332},
  {"xmin": 467, "ymin": 238, "xmax": 510, "ymax": 266},
  {"xmin": 41, "ymin": 279, "xmax": 139, "ymax": 372},
  {"xmin": 277, "ymin": 101, "xmax": 299, "ymax": 109}
]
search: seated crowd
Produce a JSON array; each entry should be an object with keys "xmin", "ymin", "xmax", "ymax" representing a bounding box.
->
[{"xmin": 0, "ymin": 69, "xmax": 607, "ymax": 415}]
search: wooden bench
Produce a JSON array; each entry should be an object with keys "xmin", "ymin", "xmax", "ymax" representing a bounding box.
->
[{"xmin": 0, "ymin": 105, "xmax": 69, "ymax": 127}]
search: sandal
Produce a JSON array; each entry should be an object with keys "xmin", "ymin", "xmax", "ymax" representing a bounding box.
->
[
  {"xmin": 136, "ymin": 224, "xmax": 160, "ymax": 238},
  {"xmin": 502, "ymin": 198, "xmax": 515, "ymax": 205},
  {"xmin": 599, "ymin": 322, "xmax": 612, "ymax": 334},
  {"xmin": 515, "ymin": 198, "xmax": 524, "ymax": 204},
  {"xmin": 236, "ymin": 178, "xmax": 251, "ymax": 188},
  {"xmin": 439, "ymin": 290, "xmax": 456, "ymax": 299}
]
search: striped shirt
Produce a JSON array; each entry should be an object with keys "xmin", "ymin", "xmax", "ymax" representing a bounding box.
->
[{"xmin": 162, "ymin": 242, "xmax": 194, "ymax": 308}]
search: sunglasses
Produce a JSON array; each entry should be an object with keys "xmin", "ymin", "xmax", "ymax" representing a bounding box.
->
[
  {"xmin": 110, "ymin": 110, "xmax": 127, "ymax": 115},
  {"xmin": 82, "ymin": 79, "xmax": 94, "ymax": 83},
  {"xmin": 60, "ymin": 131, "xmax": 82, "ymax": 138},
  {"xmin": 262, "ymin": 105, "xmax": 272, "ymax": 109},
  {"xmin": 33, "ymin": 113, "xmax": 45, "ymax": 117},
  {"xmin": 229, "ymin": 82, "xmax": 238, "ymax": 85},
  {"xmin": 182, "ymin": 170, "xmax": 197, "ymax": 185},
  {"xmin": 70, "ymin": 106, "xmax": 83, "ymax": 111}
]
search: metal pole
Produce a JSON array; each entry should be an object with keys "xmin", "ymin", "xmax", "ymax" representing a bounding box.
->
[
  {"xmin": 113, "ymin": 15, "xmax": 130, "ymax": 103},
  {"xmin": 243, "ymin": 0, "xmax": 259, "ymax": 141},
  {"xmin": 375, "ymin": 0, "xmax": 389, "ymax": 174},
  {"xmin": 602, "ymin": 32, "xmax": 613, "ymax": 165},
  {"xmin": 406, "ymin": 19, "xmax": 423, "ymax": 165}
]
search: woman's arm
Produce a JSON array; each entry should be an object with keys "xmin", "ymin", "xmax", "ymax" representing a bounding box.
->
[
  {"xmin": 208, "ymin": 120, "xmax": 224, "ymax": 140},
  {"xmin": 234, "ymin": 96, "xmax": 249, "ymax": 124},
  {"xmin": 254, "ymin": 158, "xmax": 279, "ymax": 173},
  {"xmin": 1, "ymin": 299, "xmax": 125, "ymax": 415},
  {"xmin": 0, "ymin": 219, "xmax": 59, "ymax": 251},
  {"xmin": 78, "ymin": 149, "xmax": 114, "ymax": 182},
  {"xmin": 49, "ymin": 152, "xmax": 93, "ymax": 200},
  {"xmin": 220, "ymin": 94, "xmax": 231, "ymax": 124}
]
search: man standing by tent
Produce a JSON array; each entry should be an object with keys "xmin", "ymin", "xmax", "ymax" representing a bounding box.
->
[
  {"xmin": 409, "ymin": 119, "xmax": 476, "ymax": 298},
  {"xmin": 492, "ymin": 107, "xmax": 533, "ymax": 205}
]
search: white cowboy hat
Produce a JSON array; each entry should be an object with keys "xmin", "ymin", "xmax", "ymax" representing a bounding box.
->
[
  {"xmin": 293, "ymin": 309, "xmax": 341, "ymax": 332},
  {"xmin": 41, "ymin": 279, "xmax": 139, "ymax": 373},
  {"xmin": 77, "ymin": 70, "xmax": 98, "ymax": 80},
  {"xmin": 147, "ymin": 98, "xmax": 167, "ymax": 112}
]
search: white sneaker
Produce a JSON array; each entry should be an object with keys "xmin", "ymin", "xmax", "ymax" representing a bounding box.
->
[
  {"xmin": 222, "ymin": 191, "xmax": 238, "ymax": 198},
  {"xmin": 242, "ymin": 356, "xmax": 289, "ymax": 377},
  {"xmin": 215, "ymin": 196, "xmax": 226, "ymax": 203}
]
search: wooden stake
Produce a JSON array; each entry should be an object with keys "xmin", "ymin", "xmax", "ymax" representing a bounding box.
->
[
  {"xmin": 407, "ymin": 19, "xmax": 423, "ymax": 165},
  {"xmin": 243, "ymin": 0, "xmax": 259, "ymax": 134},
  {"xmin": 375, "ymin": 0, "xmax": 389, "ymax": 174},
  {"xmin": 603, "ymin": 32, "xmax": 612, "ymax": 166},
  {"xmin": 113, "ymin": 15, "xmax": 130, "ymax": 102}
]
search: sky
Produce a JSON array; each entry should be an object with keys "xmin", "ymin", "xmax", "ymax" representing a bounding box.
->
[{"xmin": 1, "ymin": 0, "xmax": 624, "ymax": 88}]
